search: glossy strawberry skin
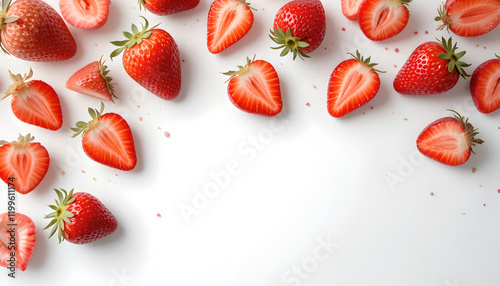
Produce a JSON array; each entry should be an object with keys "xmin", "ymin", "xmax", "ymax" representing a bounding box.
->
[
  {"xmin": 141, "ymin": 0, "xmax": 200, "ymax": 16},
  {"xmin": 66, "ymin": 61, "xmax": 115, "ymax": 102},
  {"xmin": 470, "ymin": 57, "xmax": 500, "ymax": 113},
  {"xmin": 0, "ymin": 212, "xmax": 36, "ymax": 271}
]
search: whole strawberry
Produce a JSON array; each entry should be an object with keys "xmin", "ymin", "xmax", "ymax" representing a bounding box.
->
[
  {"xmin": 0, "ymin": 0, "xmax": 77, "ymax": 61},
  {"xmin": 111, "ymin": 17, "xmax": 181, "ymax": 100},
  {"xmin": 44, "ymin": 188, "xmax": 118, "ymax": 244},
  {"xmin": 139, "ymin": 0, "xmax": 200, "ymax": 16},
  {"xmin": 393, "ymin": 37, "xmax": 470, "ymax": 95},
  {"xmin": 270, "ymin": 0, "xmax": 326, "ymax": 60},
  {"xmin": 470, "ymin": 54, "xmax": 500, "ymax": 113}
]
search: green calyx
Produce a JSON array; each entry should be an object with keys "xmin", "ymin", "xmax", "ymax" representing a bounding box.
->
[
  {"xmin": 270, "ymin": 26, "xmax": 310, "ymax": 61},
  {"xmin": 347, "ymin": 50, "xmax": 386, "ymax": 74},
  {"xmin": 436, "ymin": 37, "xmax": 471, "ymax": 78},
  {"xmin": 447, "ymin": 109, "xmax": 484, "ymax": 153},
  {"xmin": 98, "ymin": 57, "xmax": 117, "ymax": 102},
  {"xmin": 0, "ymin": 0, "xmax": 19, "ymax": 54},
  {"xmin": 44, "ymin": 188, "xmax": 76, "ymax": 244},
  {"xmin": 434, "ymin": 2, "xmax": 450, "ymax": 31},
  {"xmin": 71, "ymin": 101, "xmax": 105, "ymax": 138},
  {"xmin": 222, "ymin": 55, "xmax": 255, "ymax": 83},
  {"xmin": 0, "ymin": 133, "xmax": 35, "ymax": 146},
  {"xmin": 110, "ymin": 16, "xmax": 159, "ymax": 60}
]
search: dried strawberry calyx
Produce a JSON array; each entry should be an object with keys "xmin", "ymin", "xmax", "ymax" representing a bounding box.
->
[
  {"xmin": 434, "ymin": 2, "xmax": 450, "ymax": 31},
  {"xmin": 436, "ymin": 37, "xmax": 471, "ymax": 78},
  {"xmin": 222, "ymin": 55, "xmax": 256, "ymax": 82},
  {"xmin": 2, "ymin": 68, "xmax": 33, "ymax": 100},
  {"xmin": 71, "ymin": 101, "xmax": 105, "ymax": 137},
  {"xmin": 347, "ymin": 50, "xmax": 386, "ymax": 74},
  {"xmin": 110, "ymin": 16, "xmax": 160, "ymax": 60},
  {"xmin": 447, "ymin": 109, "xmax": 484, "ymax": 153},
  {"xmin": 270, "ymin": 26, "xmax": 310, "ymax": 61},
  {"xmin": 44, "ymin": 188, "xmax": 77, "ymax": 243},
  {"xmin": 98, "ymin": 57, "xmax": 117, "ymax": 101},
  {"xmin": 0, "ymin": 133, "xmax": 36, "ymax": 146}
]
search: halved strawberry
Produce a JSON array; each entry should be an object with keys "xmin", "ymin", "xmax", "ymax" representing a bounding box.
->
[
  {"xmin": 0, "ymin": 134, "xmax": 50, "ymax": 195},
  {"xmin": 0, "ymin": 212, "xmax": 36, "ymax": 271},
  {"xmin": 341, "ymin": 0, "xmax": 364, "ymax": 21},
  {"xmin": 2, "ymin": 68, "xmax": 63, "ymax": 130},
  {"xmin": 59, "ymin": 0, "xmax": 110, "ymax": 29},
  {"xmin": 66, "ymin": 58, "xmax": 116, "ymax": 102},
  {"xmin": 470, "ymin": 54, "xmax": 500, "ymax": 113},
  {"xmin": 72, "ymin": 102, "xmax": 137, "ymax": 171},
  {"xmin": 416, "ymin": 110, "xmax": 483, "ymax": 166},
  {"xmin": 358, "ymin": 0, "xmax": 412, "ymax": 41},
  {"xmin": 327, "ymin": 51, "xmax": 384, "ymax": 118},
  {"xmin": 207, "ymin": 0, "xmax": 254, "ymax": 54},
  {"xmin": 223, "ymin": 57, "xmax": 282, "ymax": 116},
  {"xmin": 435, "ymin": 0, "xmax": 500, "ymax": 37}
]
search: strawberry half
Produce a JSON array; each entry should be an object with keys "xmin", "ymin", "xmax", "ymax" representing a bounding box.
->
[
  {"xmin": 66, "ymin": 58, "xmax": 117, "ymax": 102},
  {"xmin": 223, "ymin": 57, "xmax": 282, "ymax": 116},
  {"xmin": 207, "ymin": 0, "xmax": 254, "ymax": 54},
  {"xmin": 435, "ymin": 0, "xmax": 500, "ymax": 37},
  {"xmin": 0, "ymin": 212, "xmax": 36, "ymax": 271},
  {"xmin": 393, "ymin": 37, "xmax": 471, "ymax": 95},
  {"xmin": 470, "ymin": 54, "xmax": 500, "ymax": 113},
  {"xmin": 139, "ymin": 0, "xmax": 200, "ymax": 16},
  {"xmin": 59, "ymin": 0, "xmax": 110, "ymax": 29},
  {"xmin": 341, "ymin": 0, "xmax": 365, "ymax": 21},
  {"xmin": 416, "ymin": 110, "xmax": 483, "ymax": 166},
  {"xmin": 358, "ymin": 0, "xmax": 412, "ymax": 41},
  {"xmin": 44, "ymin": 188, "xmax": 118, "ymax": 244},
  {"xmin": 0, "ymin": 134, "xmax": 50, "ymax": 195},
  {"xmin": 2, "ymin": 68, "xmax": 63, "ymax": 130},
  {"xmin": 327, "ymin": 51, "xmax": 384, "ymax": 118},
  {"xmin": 72, "ymin": 102, "xmax": 137, "ymax": 171}
]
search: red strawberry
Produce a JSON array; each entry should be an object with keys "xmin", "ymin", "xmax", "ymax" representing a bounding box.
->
[
  {"xmin": 223, "ymin": 57, "xmax": 282, "ymax": 116},
  {"xmin": 0, "ymin": 134, "xmax": 50, "ymax": 195},
  {"xmin": 270, "ymin": 0, "xmax": 326, "ymax": 60},
  {"xmin": 327, "ymin": 51, "xmax": 384, "ymax": 118},
  {"xmin": 66, "ymin": 58, "xmax": 117, "ymax": 102},
  {"xmin": 2, "ymin": 68, "xmax": 63, "ymax": 130},
  {"xmin": 59, "ymin": 0, "xmax": 110, "ymax": 29},
  {"xmin": 0, "ymin": 0, "xmax": 77, "ymax": 62},
  {"xmin": 393, "ymin": 37, "xmax": 470, "ymax": 95},
  {"xmin": 44, "ymin": 188, "xmax": 118, "ymax": 244},
  {"xmin": 111, "ymin": 18, "xmax": 181, "ymax": 100},
  {"xmin": 139, "ymin": 0, "xmax": 199, "ymax": 16},
  {"xmin": 470, "ymin": 54, "xmax": 500, "ymax": 113},
  {"xmin": 358, "ymin": 0, "xmax": 412, "ymax": 41},
  {"xmin": 416, "ymin": 110, "xmax": 483, "ymax": 166},
  {"xmin": 72, "ymin": 102, "xmax": 137, "ymax": 171},
  {"xmin": 341, "ymin": 0, "xmax": 364, "ymax": 21},
  {"xmin": 435, "ymin": 0, "xmax": 500, "ymax": 37},
  {"xmin": 207, "ymin": 0, "xmax": 254, "ymax": 54},
  {"xmin": 0, "ymin": 212, "xmax": 36, "ymax": 271}
]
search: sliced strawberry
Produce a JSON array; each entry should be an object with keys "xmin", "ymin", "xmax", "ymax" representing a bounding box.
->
[
  {"xmin": 0, "ymin": 212, "xmax": 36, "ymax": 271},
  {"xmin": 72, "ymin": 102, "xmax": 137, "ymax": 171},
  {"xmin": 470, "ymin": 55, "xmax": 500, "ymax": 113},
  {"xmin": 327, "ymin": 51, "xmax": 383, "ymax": 118},
  {"xmin": 358, "ymin": 0, "xmax": 412, "ymax": 41},
  {"xmin": 59, "ymin": 0, "xmax": 110, "ymax": 29},
  {"xmin": 0, "ymin": 134, "xmax": 50, "ymax": 195},
  {"xmin": 416, "ymin": 110, "xmax": 483, "ymax": 166},
  {"xmin": 207, "ymin": 0, "xmax": 254, "ymax": 54},
  {"xmin": 3, "ymin": 69, "xmax": 63, "ymax": 131},
  {"xmin": 341, "ymin": 0, "xmax": 364, "ymax": 20},
  {"xmin": 66, "ymin": 58, "xmax": 116, "ymax": 102},
  {"xmin": 223, "ymin": 57, "xmax": 282, "ymax": 116}
]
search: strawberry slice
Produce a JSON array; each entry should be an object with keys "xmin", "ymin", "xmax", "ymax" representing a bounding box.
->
[
  {"xmin": 358, "ymin": 0, "xmax": 412, "ymax": 41},
  {"xmin": 341, "ymin": 0, "xmax": 364, "ymax": 20},
  {"xmin": 2, "ymin": 68, "xmax": 63, "ymax": 131},
  {"xmin": 0, "ymin": 134, "xmax": 50, "ymax": 195},
  {"xmin": 207, "ymin": 0, "xmax": 254, "ymax": 54},
  {"xmin": 223, "ymin": 57, "xmax": 282, "ymax": 116},
  {"xmin": 0, "ymin": 212, "xmax": 36, "ymax": 271},
  {"xmin": 327, "ymin": 51, "xmax": 384, "ymax": 118},
  {"xmin": 416, "ymin": 110, "xmax": 483, "ymax": 166},
  {"xmin": 66, "ymin": 58, "xmax": 117, "ymax": 102},
  {"xmin": 59, "ymin": 0, "xmax": 110, "ymax": 29},
  {"xmin": 72, "ymin": 102, "xmax": 137, "ymax": 171},
  {"xmin": 470, "ymin": 54, "xmax": 500, "ymax": 113}
]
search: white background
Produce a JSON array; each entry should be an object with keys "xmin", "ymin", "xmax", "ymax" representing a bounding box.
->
[{"xmin": 1, "ymin": 0, "xmax": 499, "ymax": 285}]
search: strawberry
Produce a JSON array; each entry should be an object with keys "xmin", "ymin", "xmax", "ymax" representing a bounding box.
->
[
  {"xmin": 71, "ymin": 102, "xmax": 137, "ymax": 171},
  {"xmin": 2, "ymin": 68, "xmax": 63, "ymax": 130},
  {"xmin": 44, "ymin": 188, "xmax": 118, "ymax": 244},
  {"xmin": 416, "ymin": 110, "xmax": 483, "ymax": 166},
  {"xmin": 358, "ymin": 0, "xmax": 412, "ymax": 41},
  {"xmin": 393, "ymin": 37, "xmax": 470, "ymax": 95},
  {"xmin": 223, "ymin": 56, "xmax": 282, "ymax": 116},
  {"xmin": 59, "ymin": 0, "xmax": 110, "ymax": 29},
  {"xmin": 207, "ymin": 0, "xmax": 254, "ymax": 54},
  {"xmin": 341, "ymin": 0, "xmax": 364, "ymax": 21},
  {"xmin": 0, "ymin": 212, "xmax": 36, "ymax": 271},
  {"xmin": 270, "ymin": 0, "xmax": 326, "ymax": 60},
  {"xmin": 327, "ymin": 51, "xmax": 384, "ymax": 118},
  {"xmin": 139, "ymin": 0, "xmax": 200, "ymax": 16},
  {"xmin": 470, "ymin": 54, "xmax": 500, "ymax": 113},
  {"xmin": 0, "ymin": 0, "xmax": 77, "ymax": 62},
  {"xmin": 66, "ymin": 58, "xmax": 117, "ymax": 102},
  {"xmin": 111, "ymin": 17, "xmax": 181, "ymax": 101},
  {"xmin": 0, "ymin": 134, "xmax": 50, "ymax": 195},
  {"xmin": 435, "ymin": 0, "xmax": 500, "ymax": 37}
]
